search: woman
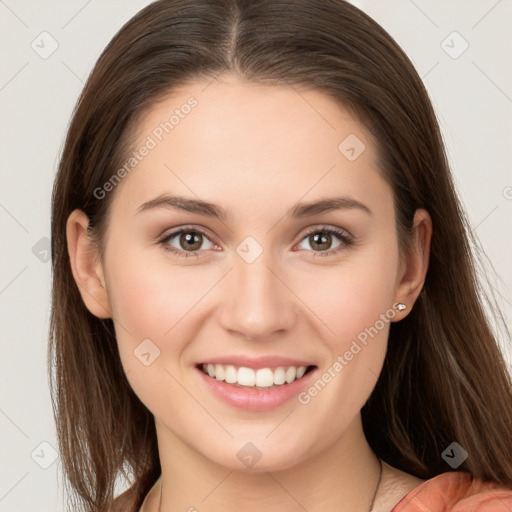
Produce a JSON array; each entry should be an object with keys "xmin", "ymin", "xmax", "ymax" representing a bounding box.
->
[{"xmin": 49, "ymin": 1, "xmax": 512, "ymax": 511}]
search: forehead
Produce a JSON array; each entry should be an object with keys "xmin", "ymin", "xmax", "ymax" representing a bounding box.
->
[{"xmin": 109, "ymin": 73, "xmax": 389, "ymax": 218}]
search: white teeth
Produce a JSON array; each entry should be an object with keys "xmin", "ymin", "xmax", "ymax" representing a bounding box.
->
[
  {"xmin": 255, "ymin": 368, "xmax": 274, "ymax": 387},
  {"xmin": 201, "ymin": 363, "xmax": 310, "ymax": 388},
  {"xmin": 285, "ymin": 367, "xmax": 297, "ymax": 383},
  {"xmin": 225, "ymin": 365, "xmax": 237, "ymax": 384},
  {"xmin": 296, "ymin": 366, "xmax": 306, "ymax": 379},
  {"xmin": 273, "ymin": 367, "xmax": 286, "ymax": 385},
  {"xmin": 214, "ymin": 364, "xmax": 225, "ymax": 381},
  {"xmin": 237, "ymin": 367, "xmax": 255, "ymax": 386}
]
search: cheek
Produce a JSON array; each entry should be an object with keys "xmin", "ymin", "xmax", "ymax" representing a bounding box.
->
[
  {"xmin": 103, "ymin": 243, "xmax": 223, "ymax": 397},
  {"xmin": 294, "ymin": 257, "xmax": 397, "ymax": 438},
  {"xmin": 293, "ymin": 242, "xmax": 399, "ymax": 346},
  {"xmin": 105, "ymin": 244, "xmax": 203, "ymax": 339},
  {"xmin": 102, "ymin": 244, "xmax": 179, "ymax": 374},
  {"xmin": 104, "ymin": 250, "xmax": 197, "ymax": 414}
]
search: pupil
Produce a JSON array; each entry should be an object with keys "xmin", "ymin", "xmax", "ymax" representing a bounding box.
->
[
  {"xmin": 312, "ymin": 232, "xmax": 330, "ymax": 250},
  {"xmin": 182, "ymin": 232, "xmax": 201, "ymax": 250}
]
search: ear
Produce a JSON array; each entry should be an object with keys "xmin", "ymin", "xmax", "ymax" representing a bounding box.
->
[
  {"xmin": 66, "ymin": 209, "xmax": 112, "ymax": 318},
  {"xmin": 392, "ymin": 208, "xmax": 432, "ymax": 320}
]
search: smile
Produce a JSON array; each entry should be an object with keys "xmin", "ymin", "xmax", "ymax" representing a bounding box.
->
[
  {"xmin": 196, "ymin": 360, "xmax": 318, "ymax": 411},
  {"xmin": 199, "ymin": 363, "xmax": 315, "ymax": 389}
]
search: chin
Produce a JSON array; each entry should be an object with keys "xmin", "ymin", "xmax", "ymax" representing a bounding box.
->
[{"xmin": 205, "ymin": 437, "xmax": 313, "ymax": 474}]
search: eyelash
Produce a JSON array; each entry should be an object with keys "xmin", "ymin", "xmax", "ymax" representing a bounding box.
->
[{"xmin": 158, "ymin": 225, "xmax": 354, "ymax": 259}]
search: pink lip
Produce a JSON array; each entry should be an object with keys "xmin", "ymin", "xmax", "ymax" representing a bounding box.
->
[
  {"xmin": 196, "ymin": 365, "xmax": 318, "ymax": 411},
  {"xmin": 197, "ymin": 355, "xmax": 315, "ymax": 370}
]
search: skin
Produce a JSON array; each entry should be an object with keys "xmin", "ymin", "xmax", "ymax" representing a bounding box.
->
[{"xmin": 67, "ymin": 72, "xmax": 432, "ymax": 511}]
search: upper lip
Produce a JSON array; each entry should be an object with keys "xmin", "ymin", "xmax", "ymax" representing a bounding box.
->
[{"xmin": 197, "ymin": 355, "xmax": 317, "ymax": 370}]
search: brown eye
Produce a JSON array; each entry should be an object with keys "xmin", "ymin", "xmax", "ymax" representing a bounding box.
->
[
  {"xmin": 296, "ymin": 226, "xmax": 353, "ymax": 256},
  {"xmin": 179, "ymin": 231, "xmax": 203, "ymax": 251},
  {"xmin": 159, "ymin": 227, "xmax": 216, "ymax": 257},
  {"xmin": 308, "ymin": 231, "xmax": 333, "ymax": 251}
]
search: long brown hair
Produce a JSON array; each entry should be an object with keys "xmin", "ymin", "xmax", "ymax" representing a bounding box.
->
[{"xmin": 49, "ymin": 1, "xmax": 512, "ymax": 510}]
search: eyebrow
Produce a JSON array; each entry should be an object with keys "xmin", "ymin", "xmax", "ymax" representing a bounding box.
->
[{"xmin": 136, "ymin": 193, "xmax": 372, "ymax": 220}]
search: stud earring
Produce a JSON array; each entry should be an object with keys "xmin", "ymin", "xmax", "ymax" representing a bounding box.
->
[{"xmin": 396, "ymin": 303, "xmax": 407, "ymax": 311}]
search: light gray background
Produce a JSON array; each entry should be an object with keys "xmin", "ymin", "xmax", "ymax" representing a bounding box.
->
[{"xmin": 1, "ymin": 1, "xmax": 511, "ymax": 511}]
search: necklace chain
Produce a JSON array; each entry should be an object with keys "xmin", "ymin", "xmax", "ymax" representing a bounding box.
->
[
  {"xmin": 369, "ymin": 456, "xmax": 383, "ymax": 511},
  {"xmin": 157, "ymin": 457, "xmax": 383, "ymax": 512}
]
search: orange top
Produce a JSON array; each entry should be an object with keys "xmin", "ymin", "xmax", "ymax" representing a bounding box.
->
[
  {"xmin": 392, "ymin": 471, "xmax": 512, "ymax": 512},
  {"xmin": 113, "ymin": 471, "xmax": 512, "ymax": 512}
]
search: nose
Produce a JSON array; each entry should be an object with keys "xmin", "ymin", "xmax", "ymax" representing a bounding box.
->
[{"xmin": 218, "ymin": 250, "xmax": 296, "ymax": 341}]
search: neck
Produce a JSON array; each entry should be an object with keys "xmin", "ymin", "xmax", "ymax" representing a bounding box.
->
[{"xmin": 152, "ymin": 414, "xmax": 384, "ymax": 512}]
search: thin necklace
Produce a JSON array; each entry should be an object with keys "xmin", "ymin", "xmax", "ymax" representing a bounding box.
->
[
  {"xmin": 369, "ymin": 457, "xmax": 383, "ymax": 511},
  {"xmin": 157, "ymin": 457, "xmax": 383, "ymax": 512}
]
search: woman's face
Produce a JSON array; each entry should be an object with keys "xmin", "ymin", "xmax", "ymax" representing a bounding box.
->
[{"xmin": 83, "ymin": 73, "xmax": 422, "ymax": 471}]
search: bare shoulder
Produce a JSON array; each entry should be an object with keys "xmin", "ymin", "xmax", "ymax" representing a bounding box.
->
[
  {"xmin": 376, "ymin": 461, "xmax": 427, "ymax": 511},
  {"xmin": 110, "ymin": 477, "xmax": 160, "ymax": 512},
  {"xmin": 110, "ymin": 487, "xmax": 137, "ymax": 512}
]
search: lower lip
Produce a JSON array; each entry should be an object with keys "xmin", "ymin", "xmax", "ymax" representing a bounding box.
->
[{"xmin": 196, "ymin": 366, "xmax": 317, "ymax": 411}]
